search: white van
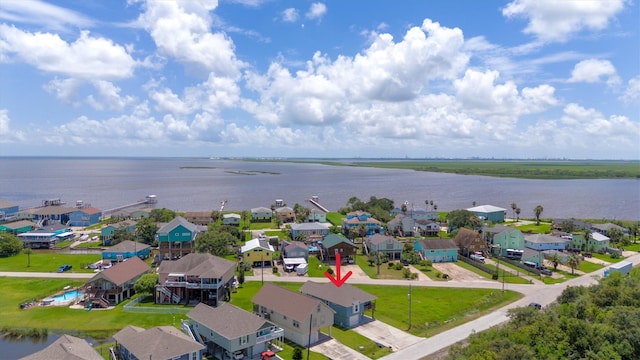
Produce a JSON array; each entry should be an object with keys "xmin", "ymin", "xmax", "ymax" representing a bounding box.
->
[
  {"xmin": 470, "ymin": 254, "xmax": 485, "ymax": 263},
  {"xmin": 296, "ymin": 263, "xmax": 308, "ymax": 276}
]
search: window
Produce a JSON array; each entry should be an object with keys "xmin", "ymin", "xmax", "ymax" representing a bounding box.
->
[
  {"xmin": 191, "ymin": 352, "xmax": 198, "ymax": 360},
  {"xmin": 293, "ymin": 320, "xmax": 300, "ymax": 328}
]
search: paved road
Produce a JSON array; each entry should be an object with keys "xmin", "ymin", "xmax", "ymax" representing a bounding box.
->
[{"xmin": 0, "ymin": 271, "xmax": 94, "ymax": 279}]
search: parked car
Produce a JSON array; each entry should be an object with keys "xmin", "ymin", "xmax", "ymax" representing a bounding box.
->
[
  {"xmin": 57, "ymin": 264, "xmax": 72, "ymax": 272},
  {"xmin": 528, "ymin": 302, "xmax": 542, "ymax": 310},
  {"xmin": 540, "ymin": 268, "xmax": 552, "ymax": 276}
]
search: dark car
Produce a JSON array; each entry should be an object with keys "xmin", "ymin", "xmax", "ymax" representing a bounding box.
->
[
  {"xmin": 528, "ymin": 302, "xmax": 542, "ymax": 310},
  {"xmin": 540, "ymin": 268, "xmax": 552, "ymax": 276},
  {"xmin": 57, "ymin": 264, "xmax": 72, "ymax": 272}
]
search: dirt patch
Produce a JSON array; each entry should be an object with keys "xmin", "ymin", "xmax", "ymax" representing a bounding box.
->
[{"xmin": 432, "ymin": 262, "xmax": 488, "ymax": 282}]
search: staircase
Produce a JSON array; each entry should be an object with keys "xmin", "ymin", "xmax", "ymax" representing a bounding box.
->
[{"xmin": 159, "ymin": 286, "xmax": 181, "ymax": 303}]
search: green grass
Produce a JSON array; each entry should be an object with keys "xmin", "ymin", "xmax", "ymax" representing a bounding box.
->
[
  {"xmin": 413, "ymin": 262, "xmax": 447, "ymax": 281},
  {"xmin": 307, "ymin": 256, "xmax": 332, "ymax": 277},
  {"xmin": 0, "ymin": 252, "xmax": 100, "ymax": 273},
  {"xmin": 249, "ymin": 221, "xmax": 278, "ymax": 230},
  {"xmin": 515, "ymin": 223, "xmax": 552, "ymax": 234},
  {"xmin": 325, "ymin": 212, "xmax": 343, "ymax": 226},
  {"xmin": 577, "ymin": 261, "xmax": 604, "ymax": 273},
  {"xmin": 54, "ymin": 240, "xmax": 73, "ymax": 249},
  {"xmin": 540, "ymin": 275, "xmax": 569, "ymax": 284},
  {"xmin": 624, "ymin": 243, "xmax": 640, "ymax": 252},
  {"xmin": 74, "ymin": 241, "xmax": 103, "ymax": 249},
  {"xmin": 483, "ymin": 264, "xmax": 530, "ymax": 284},
  {"xmin": 591, "ymin": 252, "xmax": 626, "ymax": 263},
  {"xmin": 328, "ymin": 325, "xmax": 393, "ymax": 359},
  {"xmin": 354, "ymin": 256, "xmax": 408, "ymax": 280}
]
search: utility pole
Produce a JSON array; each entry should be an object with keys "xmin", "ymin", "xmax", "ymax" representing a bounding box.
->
[
  {"xmin": 408, "ymin": 284, "xmax": 412, "ymax": 330},
  {"xmin": 261, "ymin": 252, "xmax": 264, "ymax": 285},
  {"xmin": 307, "ymin": 313, "xmax": 313, "ymax": 360}
]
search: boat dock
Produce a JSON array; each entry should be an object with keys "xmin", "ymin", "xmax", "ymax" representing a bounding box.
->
[
  {"xmin": 307, "ymin": 196, "xmax": 329, "ymax": 213},
  {"xmin": 102, "ymin": 195, "xmax": 157, "ymax": 216}
]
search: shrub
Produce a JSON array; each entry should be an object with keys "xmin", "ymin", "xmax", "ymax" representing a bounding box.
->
[
  {"xmin": 421, "ymin": 259, "xmax": 433, "ymax": 267},
  {"xmin": 388, "ymin": 262, "xmax": 394, "ymax": 268},
  {"xmin": 402, "ymin": 268, "xmax": 411, "ymax": 279},
  {"xmin": 272, "ymin": 266, "xmax": 278, "ymax": 274},
  {"xmin": 394, "ymin": 262, "xmax": 404, "ymax": 271},
  {"xmin": 410, "ymin": 272, "xmax": 418, "ymax": 280},
  {"xmin": 326, "ymin": 267, "xmax": 334, "ymax": 275}
]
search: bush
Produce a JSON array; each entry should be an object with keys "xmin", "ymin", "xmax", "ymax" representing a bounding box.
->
[
  {"xmin": 394, "ymin": 262, "xmax": 404, "ymax": 271},
  {"xmin": 610, "ymin": 252, "xmax": 620, "ymax": 259},
  {"xmin": 326, "ymin": 267, "xmax": 334, "ymax": 275},
  {"xmin": 0, "ymin": 233, "xmax": 22, "ymax": 257},
  {"xmin": 388, "ymin": 262, "xmax": 394, "ymax": 268},
  {"xmin": 272, "ymin": 266, "xmax": 278, "ymax": 274},
  {"xmin": 402, "ymin": 268, "xmax": 411, "ymax": 279},
  {"xmin": 410, "ymin": 272, "xmax": 418, "ymax": 280},
  {"xmin": 492, "ymin": 274, "xmax": 499, "ymax": 280},
  {"xmin": 421, "ymin": 259, "xmax": 433, "ymax": 267}
]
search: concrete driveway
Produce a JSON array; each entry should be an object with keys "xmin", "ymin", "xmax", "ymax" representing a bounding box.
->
[
  {"xmin": 310, "ymin": 338, "xmax": 370, "ymax": 360},
  {"xmin": 352, "ymin": 319, "xmax": 422, "ymax": 351}
]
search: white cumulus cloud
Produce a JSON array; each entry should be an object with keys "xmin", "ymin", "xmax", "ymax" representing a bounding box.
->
[
  {"xmin": 306, "ymin": 3, "xmax": 327, "ymax": 21},
  {"xmin": 568, "ymin": 59, "xmax": 620, "ymax": 86},
  {"xmin": 502, "ymin": 0, "xmax": 626, "ymax": 42},
  {"xmin": 281, "ymin": 8, "xmax": 299, "ymax": 23},
  {"xmin": 620, "ymin": 76, "xmax": 640, "ymax": 104}
]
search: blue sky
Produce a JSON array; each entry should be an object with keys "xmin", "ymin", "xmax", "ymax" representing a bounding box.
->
[{"xmin": 0, "ymin": 0, "xmax": 638, "ymax": 159}]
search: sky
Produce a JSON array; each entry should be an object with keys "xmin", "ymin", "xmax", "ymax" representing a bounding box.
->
[{"xmin": 0, "ymin": 0, "xmax": 638, "ymax": 159}]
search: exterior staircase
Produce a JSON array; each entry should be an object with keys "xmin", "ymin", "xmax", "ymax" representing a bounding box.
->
[{"xmin": 159, "ymin": 286, "xmax": 181, "ymax": 303}]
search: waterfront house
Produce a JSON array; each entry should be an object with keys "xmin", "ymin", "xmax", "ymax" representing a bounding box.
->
[
  {"xmin": 282, "ymin": 240, "xmax": 309, "ymax": 261},
  {"xmin": 17, "ymin": 223, "xmax": 72, "ymax": 249},
  {"xmin": 83, "ymin": 257, "xmax": 150, "ymax": 308},
  {"xmin": 320, "ymin": 233, "xmax": 358, "ymax": 263},
  {"xmin": 524, "ymin": 234, "xmax": 571, "ymax": 251},
  {"xmin": 521, "ymin": 248, "xmax": 545, "ymax": 267},
  {"xmin": 251, "ymin": 207, "xmax": 273, "ymax": 222},
  {"xmin": 102, "ymin": 240, "xmax": 150, "ymax": 262},
  {"xmin": 300, "ymin": 281, "xmax": 376, "ymax": 328},
  {"xmin": 100, "ymin": 220, "xmax": 137, "ymax": 243},
  {"xmin": 113, "ymin": 326, "xmax": 205, "ymax": 360},
  {"xmin": 156, "ymin": 216, "xmax": 200, "ymax": 259},
  {"xmin": 275, "ymin": 206, "xmax": 295, "ymax": 223},
  {"xmin": 387, "ymin": 214, "xmax": 415, "ymax": 237},
  {"xmin": 252, "ymin": 283, "xmax": 334, "ymax": 347},
  {"xmin": 307, "ymin": 208, "xmax": 327, "ymax": 223},
  {"xmin": 365, "ymin": 234, "xmax": 403, "ymax": 260},
  {"xmin": 552, "ymin": 218, "xmax": 591, "ymax": 232},
  {"xmin": 68, "ymin": 207, "xmax": 102, "ymax": 227},
  {"xmin": 467, "ymin": 205, "xmax": 507, "ymax": 223},
  {"xmin": 26, "ymin": 205, "xmax": 76, "ymax": 226},
  {"xmin": 482, "ymin": 225, "xmax": 525, "ymax": 257},
  {"xmin": 112, "ymin": 208, "xmax": 152, "ymax": 220},
  {"xmin": 222, "ymin": 213, "xmax": 241, "ymax": 225},
  {"xmin": 390, "ymin": 208, "xmax": 438, "ymax": 221},
  {"xmin": 415, "ymin": 219, "xmax": 441, "ymax": 236},
  {"xmin": 0, "ymin": 200, "xmax": 19, "ymax": 221},
  {"xmin": 19, "ymin": 334, "xmax": 102, "ymax": 360},
  {"xmin": 156, "ymin": 253, "xmax": 236, "ymax": 306},
  {"xmin": 570, "ymin": 232, "xmax": 611, "ymax": 253},
  {"xmin": 414, "ymin": 239, "xmax": 458, "ymax": 263},
  {"xmin": 591, "ymin": 223, "xmax": 628, "ymax": 236},
  {"xmin": 0, "ymin": 220, "xmax": 35, "ymax": 235},
  {"xmin": 184, "ymin": 211, "xmax": 213, "ymax": 226},
  {"xmin": 454, "ymin": 228, "xmax": 487, "ymax": 257},
  {"xmin": 342, "ymin": 211, "xmax": 382, "ymax": 236},
  {"xmin": 187, "ymin": 303, "xmax": 285, "ymax": 359},
  {"xmin": 241, "ymin": 237, "xmax": 274, "ymax": 267},
  {"xmin": 290, "ymin": 222, "xmax": 330, "ymax": 243}
]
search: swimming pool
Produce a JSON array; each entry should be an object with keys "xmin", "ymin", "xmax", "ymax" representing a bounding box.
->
[
  {"xmin": 44, "ymin": 289, "xmax": 84, "ymax": 305},
  {"xmin": 308, "ymin": 247, "xmax": 319, "ymax": 252}
]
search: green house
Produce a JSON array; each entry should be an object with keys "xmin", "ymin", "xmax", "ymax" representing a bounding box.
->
[
  {"xmin": 156, "ymin": 216, "xmax": 200, "ymax": 259},
  {"xmin": 483, "ymin": 225, "xmax": 525, "ymax": 256},
  {"xmin": 0, "ymin": 220, "xmax": 35, "ymax": 235}
]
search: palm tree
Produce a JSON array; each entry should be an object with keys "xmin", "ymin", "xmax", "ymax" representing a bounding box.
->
[
  {"xmin": 24, "ymin": 248, "xmax": 32, "ymax": 267},
  {"xmin": 425, "ymin": 200, "xmax": 429, "ymax": 211},
  {"xmin": 430, "ymin": 200, "xmax": 434, "ymax": 210},
  {"xmin": 534, "ymin": 205, "xmax": 544, "ymax": 225},
  {"xmin": 548, "ymin": 252, "xmax": 561, "ymax": 270},
  {"xmin": 472, "ymin": 201, "xmax": 476, "ymax": 207},
  {"xmin": 433, "ymin": 204, "xmax": 438, "ymax": 211},
  {"xmin": 515, "ymin": 207, "xmax": 521, "ymax": 221},
  {"xmin": 511, "ymin": 203, "xmax": 517, "ymax": 221},
  {"xmin": 566, "ymin": 253, "xmax": 581, "ymax": 275},
  {"xmin": 401, "ymin": 202, "xmax": 408, "ymax": 214},
  {"xmin": 607, "ymin": 228, "xmax": 623, "ymax": 244}
]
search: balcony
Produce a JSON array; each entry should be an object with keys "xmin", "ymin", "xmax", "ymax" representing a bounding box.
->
[
  {"xmin": 256, "ymin": 328, "xmax": 284, "ymax": 344},
  {"xmin": 164, "ymin": 281, "xmax": 220, "ymax": 289}
]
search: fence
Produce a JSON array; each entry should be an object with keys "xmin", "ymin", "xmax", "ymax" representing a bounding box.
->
[
  {"xmin": 498, "ymin": 257, "xmax": 541, "ymax": 276},
  {"xmin": 457, "ymin": 255, "xmax": 497, "ymax": 276},
  {"xmin": 123, "ymin": 296, "xmax": 190, "ymax": 314}
]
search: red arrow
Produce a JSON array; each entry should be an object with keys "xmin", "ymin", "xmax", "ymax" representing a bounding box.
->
[{"xmin": 325, "ymin": 252, "xmax": 352, "ymax": 287}]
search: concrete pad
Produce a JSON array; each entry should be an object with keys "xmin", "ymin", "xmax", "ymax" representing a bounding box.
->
[
  {"xmin": 310, "ymin": 339, "xmax": 370, "ymax": 360},
  {"xmin": 352, "ymin": 320, "xmax": 422, "ymax": 351}
]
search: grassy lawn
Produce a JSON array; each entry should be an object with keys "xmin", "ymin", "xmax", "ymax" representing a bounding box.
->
[
  {"xmin": 73, "ymin": 241, "xmax": 103, "ymax": 249},
  {"xmin": 591, "ymin": 252, "xmax": 626, "ymax": 263},
  {"xmin": 327, "ymin": 325, "xmax": 392, "ymax": 359},
  {"xmin": 624, "ymin": 243, "xmax": 640, "ymax": 251},
  {"xmin": 541, "ymin": 276, "xmax": 569, "ymax": 284},
  {"xmin": 325, "ymin": 212, "xmax": 343, "ymax": 226},
  {"xmin": 515, "ymin": 223, "xmax": 552, "ymax": 234},
  {"xmin": 413, "ymin": 262, "xmax": 447, "ymax": 281},
  {"xmin": 483, "ymin": 264, "xmax": 530, "ymax": 284},
  {"xmin": 307, "ymin": 256, "xmax": 332, "ymax": 278},
  {"xmin": 0, "ymin": 252, "xmax": 100, "ymax": 273},
  {"xmin": 54, "ymin": 240, "xmax": 73, "ymax": 249},
  {"xmin": 577, "ymin": 261, "xmax": 604, "ymax": 273},
  {"xmin": 249, "ymin": 221, "xmax": 277, "ymax": 230},
  {"xmin": 355, "ymin": 256, "xmax": 409, "ymax": 280}
]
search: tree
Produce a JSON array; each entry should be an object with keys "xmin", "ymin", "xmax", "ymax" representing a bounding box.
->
[
  {"xmin": 607, "ymin": 227, "xmax": 623, "ymax": 244},
  {"xmin": 210, "ymin": 210, "xmax": 221, "ymax": 223},
  {"xmin": 292, "ymin": 347, "xmax": 303, "ymax": 360},
  {"xmin": 134, "ymin": 273, "xmax": 158, "ymax": 295},
  {"xmin": 515, "ymin": 207, "xmax": 521, "ymax": 221},
  {"xmin": 425, "ymin": 199, "xmax": 429, "ymax": 211},
  {"xmin": 237, "ymin": 265, "xmax": 245, "ymax": 286},
  {"xmin": 112, "ymin": 228, "xmax": 136, "ymax": 245},
  {"xmin": 446, "ymin": 209, "xmax": 481, "ymax": 232},
  {"xmin": 548, "ymin": 252, "xmax": 562, "ymax": 270},
  {"xmin": 561, "ymin": 220, "xmax": 576, "ymax": 233},
  {"xmin": 534, "ymin": 205, "xmax": 544, "ymax": 225},
  {"xmin": 511, "ymin": 203, "xmax": 517, "ymax": 221},
  {"xmin": 150, "ymin": 208, "xmax": 177, "ymax": 222},
  {"xmin": 401, "ymin": 202, "xmax": 408, "ymax": 214},
  {"xmin": 0, "ymin": 233, "xmax": 22, "ymax": 257},
  {"xmin": 566, "ymin": 253, "xmax": 581, "ymax": 275},
  {"xmin": 433, "ymin": 204, "xmax": 438, "ymax": 211},
  {"xmin": 135, "ymin": 217, "xmax": 159, "ymax": 245},
  {"xmin": 472, "ymin": 201, "xmax": 476, "ymax": 207},
  {"xmin": 195, "ymin": 231, "xmax": 235, "ymax": 257},
  {"xmin": 23, "ymin": 247, "xmax": 32, "ymax": 267}
]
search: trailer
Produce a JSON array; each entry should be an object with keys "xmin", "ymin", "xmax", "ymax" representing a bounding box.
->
[
  {"xmin": 605, "ymin": 261, "xmax": 632, "ymax": 277},
  {"xmin": 296, "ymin": 263, "xmax": 308, "ymax": 276}
]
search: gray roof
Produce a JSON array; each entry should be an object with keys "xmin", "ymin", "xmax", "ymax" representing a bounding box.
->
[
  {"xmin": 284, "ymin": 241, "xmax": 308, "ymax": 252},
  {"xmin": 106, "ymin": 240, "xmax": 150, "ymax": 253},
  {"xmin": 416, "ymin": 239, "xmax": 457, "ymax": 250},
  {"xmin": 291, "ymin": 222, "xmax": 329, "ymax": 231},
  {"xmin": 1, "ymin": 220, "xmax": 35, "ymax": 229},
  {"xmin": 300, "ymin": 281, "xmax": 376, "ymax": 307},
  {"xmin": 20, "ymin": 334, "xmax": 102, "ymax": 360},
  {"xmin": 251, "ymin": 207, "xmax": 272, "ymax": 213},
  {"xmin": 113, "ymin": 326, "xmax": 204, "ymax": 359},
  {"xmin": 467, "ymin": 205, "xmax": 507, "ymax": 213},
  {"xmin": 524, "ymin": 234, "xmax": 571, "ymax": 244},
  {"xmin": 366, "ymin": 234, "xmax": 399, "ymax": 246},
  {"xmin": 159, "ymin": 253, "xmax": 235, "ymax": 278},
  {"xmin": 591, "ymin": 223, "xmax": 627, "ymax": 233},
  {"xmin": 88, "ymin": 257, "xmax": 149, "ymax": 286},
  {"xmin": 252, "ymin": 283, "xmax": 333, "ymax": 322},
  {"xmin": 482, "ymin": 224, "xmax": 518, "ymax": 234},
  {"xmin": 157, "ymin": 216, "xmax": 198, "ymax": 234},
  {"xmin": 188, "ymin": 303, "xmax": 273, "ymax": 339},
  {"xmin": 0, "ymin": 200, "xmax": 18, "ymax": 208}
]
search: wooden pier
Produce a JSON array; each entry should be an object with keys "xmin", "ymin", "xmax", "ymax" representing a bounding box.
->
[{"xmin": 307, "ymin": 196, "xmax": 329, "ymax": 213}]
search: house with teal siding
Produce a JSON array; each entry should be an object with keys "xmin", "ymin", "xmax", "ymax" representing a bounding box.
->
[
  {"xmin": 102, "ymin": 240, "xmax": 150, "ymax": 261},
  {"xmin": 307, "ymin": 208, "xmax": 327, "ymax": 223},
  {"xmin": 467, "ymin": 205, "xmax": 507, "ymax": 223},
  {"xmin": 524, "ymin": 234, "xmax": 570, "ymax": 251},
  {"xmin": 0, "ymin": 220, "xmax": 35, "ymax": 235},
  {"xmin": 570, "ymin": 232, "xmax": 610, "ymax": 253},
  {"xmin": 521, "ymin": 248, "xmax": 545, "ymax": 267},
  {"xmin": 68, "ymin": 207, "xmax": 102, "ymax": 227},
  {"xmin": 483, "ymin": 225, "xmax": 525, "ymax": 256},
  {"xmin": 300, "ymin": 281, "xmax": 376, "ymax": 329},
  {"xmin": 156, "ymin": 216, "xmax": 200, "ymax": 259},
  {"xmin": 342, "ymin": 211, "xmax": 382, "ymax": 236},
  {"xmin": 101, "ymin": 220, "xmax": 137, "ymax": 242},
  {"xmin": 414, "ymin": 239, "xmax": 458, "ymax": 263},
  {"xmin": 0, "ymin": 200, "xmax": 19, "ymax": 221}
]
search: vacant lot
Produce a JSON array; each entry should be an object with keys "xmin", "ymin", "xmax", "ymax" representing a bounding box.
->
[{"xmin": 432, "ymin": 262, "xmax": 487, "ymax": 282}]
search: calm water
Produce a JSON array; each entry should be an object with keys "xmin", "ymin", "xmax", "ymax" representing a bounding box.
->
[{"xmin": 1, "ymin": 157, "xmax": 638, "ymax": 220}]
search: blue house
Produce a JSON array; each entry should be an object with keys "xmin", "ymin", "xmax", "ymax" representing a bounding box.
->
[
  {"xmin": 414, "ymin": 239, "xmax": 458, "ymax": 263},
  {"xmin": 251, "ymin": 207, "xmax": 273, "ymax": 222},
  {"xmin": 0, "ymin": 200, "xmax": 19, "ymax": 221},
  {"xmin": 307, "ymin": 208, "xmax": 327, "ymax": 223},
  {"xmin": 101, "ymin": 220, "xmax": 137, "ymax": 242},
  {"xmin": 282, "ymin": 240, "xmax": 309, "ymax": 261},
  {"xmin": 467, "ymin": 205, "xmax": 507, "ymax": 223},
  {"xmin": 102, "ymin": 240, "xmax": 150, "ymax": 261},
  {"xmin": 342, "ymin": 211, "xmax": 382, "ymax": 236},
  {"xmin": 68, "ymin": 207, "xmax": 102, "ymax": 227},
  {"xmin": 156, "ymin": 216, "xmax": 200, "ymax": 259},
  {"xmin": 300, "ymin": 281, "xmax": 376, "ymax": 328},
  {"xmin": 524, "ymin": 234, "xmax": 571, "ymax": 251},
  {"xmin": 112, "ymin": 325, "xmax": 205, "ymax": 360},
  {"xmin": 290, "ymin": 222, "xmax": 330, "ymax": 242}
]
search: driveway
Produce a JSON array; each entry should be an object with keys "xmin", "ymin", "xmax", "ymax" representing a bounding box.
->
[
  {"xmin": 431, "ymin": 262, "xmax": 487, "ymax": 282},
  {"xmin": 352, "ymin": 319, "xmax": 422, "ymax": 351},
  {"xmin": 310, "ymin": 338, "xmax": 370, "ymax": 360}
]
